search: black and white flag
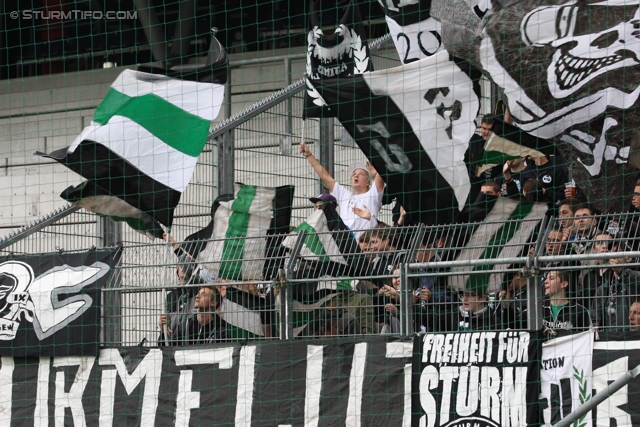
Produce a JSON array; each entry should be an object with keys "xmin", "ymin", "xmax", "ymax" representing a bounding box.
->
[
  {"xmin": 0, "ymin": 249, "xmax": 120, "ymax": 357},
  {"xmin": 196, "ymin": 184, "xmax": 294, "ymax": 281},
  {"xmin": 281, "ymin": 202, "xmax": 370, "ymax": 280},
  {"xmin": 449, "ymin": 197, "xmax": 548, "ymax": 295},
  {"xmin": 309, "ymin": 50, "xmax": 481, "ymax": 225},
  {"xmin": 304, "ymin": 0, "xmax": 372, "ymax": 118},
  {"xmin": 39, "ymin": 34, "xmax": 228, "ymax": 230},
  {"xmin": 479, "ymin": 0, "xmax": 640, "ymax": 176},
  {"xmin": 377, "ymin": 0, "xmax": 444, "ymax": 64}
]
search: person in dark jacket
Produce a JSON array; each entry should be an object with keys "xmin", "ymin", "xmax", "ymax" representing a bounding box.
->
[
  {"xmin": 179, "ymin": 286, "xmax": 229, "ymax": 345},
  {"xmin": 589, "ymin": 254, "xmax": 640, "ymax": 332},
  {"xmin": 542, "ymin": 270, "xmax": 591, "ymax": 334},
  {"xmin": 499, "ymin": 269, "xmax": 528, "ymax": 329},
  {"xmin": 440, "ymin": 280, "xmax": 499, "ymax": 332},
  {"xmin": 502, "ymin": 154, "xmax": 578, "ymax": 211},
  {"xmin": 158, "ymin": 264, "xmax": 204, "ymax": 346}
]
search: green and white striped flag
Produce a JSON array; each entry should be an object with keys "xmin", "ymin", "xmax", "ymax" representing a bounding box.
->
[
  {"xmin": 39, "ymin": 35, "xmax": 228, "ymax": 231},
  {"xmin": 197, "ymin": 183, "xmax": 293, "ymax": 281},
  {"xmin": 475, "ymin": 119, "xmax": 547, "ymax": 177},
  {"xmin": 282, "ymin": 209, "xmax": 349, "ymax": 266},
  {"xmin": 449, "ymin": 197, "xmax": 548, "ymax": 294},
  {"xmin": 281, "ymin": 203, "xmax": 369, "ymax": 279}
]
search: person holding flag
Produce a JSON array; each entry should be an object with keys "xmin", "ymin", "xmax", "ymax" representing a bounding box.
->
[{"xmin": 299, "ymin": 142, "xmax": 385, "ymax": 239}]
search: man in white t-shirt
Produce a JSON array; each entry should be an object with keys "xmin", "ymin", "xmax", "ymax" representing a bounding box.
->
[{"xmin": 299, "ymin": 142, "xmax": 385, "ymax": 239}]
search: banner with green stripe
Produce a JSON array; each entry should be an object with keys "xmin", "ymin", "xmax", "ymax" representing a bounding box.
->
[
  {"xmin": 93, "ymin": 89, "xmax": 211, "ymax": 157},
  {"xmin": 449, "ymin": 198, "xmax": 548, "ymax": 294}
]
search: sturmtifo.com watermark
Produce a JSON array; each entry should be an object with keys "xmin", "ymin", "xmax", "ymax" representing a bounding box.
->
[{"xmin": 10, "ymin": 10, "xmax": 137, "ymax": 20}]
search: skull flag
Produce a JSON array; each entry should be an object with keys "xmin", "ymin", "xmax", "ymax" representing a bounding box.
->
[
  {"xmin": 0, "ymin": 249, "xmax": 120, "ymax": 357},
  {"xmin": 479, "ymin": 0, "xmax": 640, "ymax": 178},
  {"xmin": 309, "ymin": 51, "xmax": 481, "ymax": 226},
  {"xmin": 304, "ymin": 0, "xmax": 372, "ymax": 118}
]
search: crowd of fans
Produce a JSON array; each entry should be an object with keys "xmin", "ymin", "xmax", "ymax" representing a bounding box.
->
[{"xmin": 156, "ymin": 115, "xmax": 640, "ymax": 345}]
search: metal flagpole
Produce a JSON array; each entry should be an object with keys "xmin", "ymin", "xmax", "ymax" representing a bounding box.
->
[
  {"xmin": 553, "ymin": 362, "xmax": 640, "ymax": 427},
  {"xmin": 162, "ymin": 226, "xmax": 173, "ymax": 347}
]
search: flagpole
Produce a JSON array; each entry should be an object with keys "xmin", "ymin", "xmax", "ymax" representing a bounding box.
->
[{"xmin": 162, "ymin": 226, "xmax": 172, "ymax": 347}]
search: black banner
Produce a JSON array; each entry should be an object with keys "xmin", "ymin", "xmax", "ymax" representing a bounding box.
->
[
  {"xmin": 1, "ymin": 336, "xmax": 412, "ymax": 426},
  {"xmin": 592, "ymin": 333, "xmax": 640, "ymax": 426},
  {"xmin": 0, "ymin": 249, "xmax": 120, "ymax": 357},
  {"xmin": 412, "ymin": 331, "xmax": 541, "ymax": 427}
]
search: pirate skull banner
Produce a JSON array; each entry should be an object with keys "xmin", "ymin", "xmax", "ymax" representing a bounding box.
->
[
  {"xmin": 479, "ymin": 0, "xmax": 640, "ymax": 178},
  {"xmin": 0, "ymin": 249, "xmax": 120, "ymax": 357},
  {"xmin": 304, "ymin": 0, "xmax": 372, "ymax": 118}
]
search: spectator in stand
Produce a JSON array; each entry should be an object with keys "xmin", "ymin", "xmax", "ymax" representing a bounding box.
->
[
  {"xmin": 619, "ymin": 179, "xmax": 640, "ymax": 251},
  {"xmin": 465, "ymin": 115, "xmax": 500, "ymax": 203},
  {"xmin": 178, "ymin": 286, "xmax": 229, "ymax": 345},
  {"xmin": 589, "ymin": 246, "xmax": 640, "ymax": 332},
  {"xmin": 522, "ymin": 179, "xmax": 554, "ymax": 210},
  {"xmin": 366, "ymin": 225, "xmax": 397, "ymax": 279},
  {"xmin": 480, "ymin": 181, "xmax": 501, "ymax": 197},
  {"xmin": 299, "ymin": 142, "xmax": 385, "ymax": 239},
  {"xmin": 501, "ymin": 154, "xmax": 573, "ymax": 210},
  {"xmin": 309, "ymin": 193, "xmax": 337, "ymax": 211},
  {"xmin": 376, "ymin": 266, "xmax": 404, "ymax": 333},
  {"xmin": 629, "ymin": 299, "xmax": 640, "ymax": 331},
  {"xmin": 158, "ymin": 264, "xmax": 204, "ymax": 345},
  {"xmin": 542, "ymin": 270, "xmax": 592, "ymax": 334},
  {"xmin": 578, "ymin": 232, "xmax": 615, "ymax": 305},
  {"xmin": 410, "ymin": 235, "xmax": 452, "ymax": 332},
  {"xmin": 498, "ymin": 268, "xmax": 529, "ymax": 329},
  {"xmin": 558, "ymin": 199, "xmax": 580, "ymax": 242},
  {"xmin": 440, "ymin": 283, "xmax": 499, "ymax": 332},
  {"xmin": 457, "ymin": 181, "xmax": 502, "ymax": 224},
  {"xmin": 572, "ymin": 204, "xmax": 600, "ymax": 255}
]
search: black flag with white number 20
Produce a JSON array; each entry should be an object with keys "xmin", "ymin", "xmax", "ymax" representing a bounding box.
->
[{"xmin": 309, "ymin": 51, "xmax": 481, "ymax": 226}]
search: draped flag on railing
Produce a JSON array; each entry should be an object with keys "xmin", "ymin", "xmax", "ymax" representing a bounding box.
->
[
  {"xmin": 378, "ymin": 0, "xmax": 444, "ymax": 64},
  {"xmin": 38, "ymin": 34, "xmax": 228, "ymax": 234},
  {"xmin": 448, "ymin": 197, "xmax": 548, "ymax": 295},
  {"xmin": 196, "ymin": 184, "xmax": 294, "ymax": 281},
  {"xmin": 304, "ymin": 0, "xmax": 372, "ymax": 118},
  {"xmin": 309, "ymin": 50, "xmax": 481, "ymax": 225},
  {"xmin": 0, "ymin": 248, "xmax": 120, "ymax": 357}
]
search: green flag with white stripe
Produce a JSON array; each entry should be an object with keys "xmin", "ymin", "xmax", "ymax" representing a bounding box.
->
[{"xmin": 449, "ymin": 197, "xmax": 548, "ymax": 294}]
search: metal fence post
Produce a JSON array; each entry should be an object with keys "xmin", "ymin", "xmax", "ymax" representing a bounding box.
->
[
  {"xmin": 400, "ymin": 262, "xmax": 413, "ymax": 335},
  {"xmin": 527, "ymin": 215, "xmax": 550, "ymax": 331},
  {"xmin": 98, "ymin": 217, "xmax": 123, "ymax": 346},
  {"xmin": 279, "ymin": 230, "xmax": 306, "ymax": 340}
]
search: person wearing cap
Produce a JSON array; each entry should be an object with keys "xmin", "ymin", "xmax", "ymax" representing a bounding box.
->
[
  {"xmin": 299, "ymin": 141, "xmax": 385, "ymax": 239},
  {"xmin": 309, "ymin": 193, "xmax": 337, "ymax": 210}
]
